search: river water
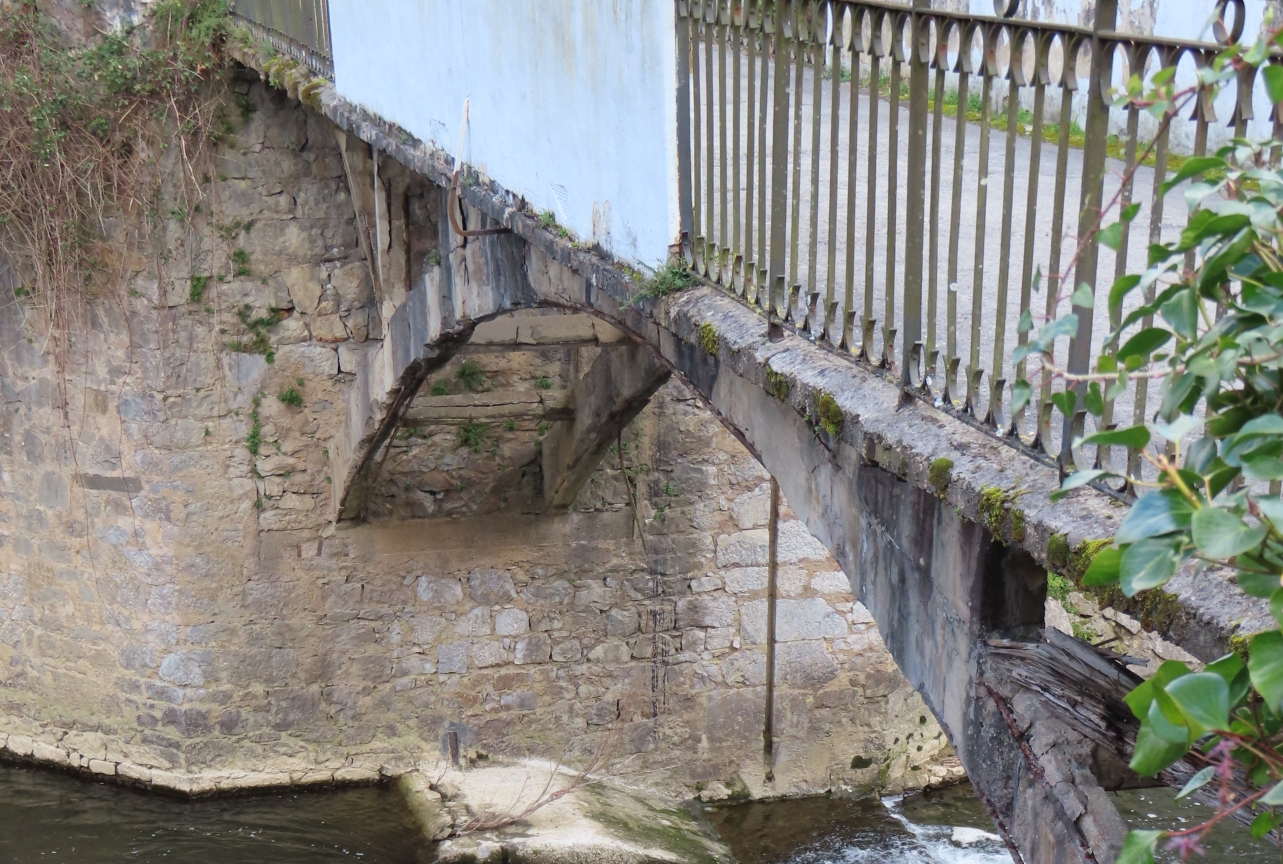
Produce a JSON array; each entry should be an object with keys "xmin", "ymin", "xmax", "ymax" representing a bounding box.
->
[{"xmin": 0, "ymin": 763, "xmax": 1277, "ymax": 863}]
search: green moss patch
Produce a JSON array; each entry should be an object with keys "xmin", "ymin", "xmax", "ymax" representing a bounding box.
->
[
  {"xmin": 699, "ymin": 322, "xmax": 719, "ymax": 356},
  {"xmin": 816, "ymin": 392, "xmax": 843, "ymax": 437},
  {"xmin": 766, "ymin": 368, "xmax": 790, "ymax": 400},
  {"xmin": 928, "ymin": 458, "xmax": 953, "ymax": 498}
]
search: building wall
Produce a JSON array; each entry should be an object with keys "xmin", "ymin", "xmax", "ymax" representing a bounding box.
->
[
  {"xmin": 327, "ymin": 0, "xmax": 680, "ymax": 269},
  {"xmin": 0, "ymin": 72, "xmax": 961, "ymax": 798}
]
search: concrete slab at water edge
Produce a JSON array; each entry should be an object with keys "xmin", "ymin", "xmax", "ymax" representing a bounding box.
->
[{"xmin": 400, "ymin": 760, "xmax": 732, "ymax": 864}]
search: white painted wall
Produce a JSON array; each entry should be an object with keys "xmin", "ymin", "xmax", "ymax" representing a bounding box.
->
[{"xmin": 328, "ymin": 0, "xmax": 679, "ymax": 269}]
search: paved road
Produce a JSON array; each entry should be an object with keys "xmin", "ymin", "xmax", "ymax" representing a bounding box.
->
[{"xmin": 692, "ymin": 50, "xmax": 1189, "ymax": 443}]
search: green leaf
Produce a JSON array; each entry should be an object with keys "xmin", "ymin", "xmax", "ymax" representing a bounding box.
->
[
  {"xmin": 1206, "ymin": 651, "xmax": 1250, "ymax": 706},
  {"xmin": 1121, "ymin": 201, "xmax": 1141, "ymax": 222},
  {"xmin": 1271, "ymin": 588, "xmax": 1283, "ymax": 630},
  {"xmin": 1082, "ymin": 546, "xmax": 1122, "ymax": 586},
  {"xmin": 1083, "ymin": 382, "xmax": 1104, "ymax": 417},
  {"xmin": 1109, "ymin": 274, "xmax": 1142, "ymax": 318},
  {"xmin": 1099, "ymin": 222, "xmax": 1125, "ymax": 250},
  {"xmin": 1117, "ymin": 328, "xmax": 1172, "ymax": 366},
  {"xmin": 1250, "ymin": 810, "xmax": 1278, "ymax": 840},
  {"xmin": 1165, "ymin": 672, "xmax": 1230, "ymax": 732},
  {"xmin": 1159, "ymin": 288, "xmax": 1198, "ymax": 339},
  {"xmin": 1116, "ymin": 830, "xmax": 1162, "ymax": 864},
  {"xmin": 1077, "ymin": 424, "xmax": 1150, "ymax": 450},
  {"xmin": 1163, "ymin": 156, "xmax": 1227, "ymax": 193},
  {"xmin": 1130, "ymin": 722, "xmax": 1189, "ymax": 775},
  {"xmin": 1175, "ymin": 766, "xmax": 1214, "ymax": 800},
  {"xmin": 1050, "ymin": 390, "xmax": 1077, "ymax": 418},
  {"xmin": 1051, "ymin": 468, "xmax": 1111, "ymax": 501},
  {"xmin": 1239, "ymin": 568, "xmax": 1283, "ymax": 600},
  {"xmin": 1190, "ymin": 507, "xmax": 1268, "ymax": 559},
  {"xmin": 1265, "ymin": 64, "xmax": 1283, "ymax": 104},
  {"xmin": 1147, "ymin": 697, "xmax": 1190, "ymax": 743},
  {"xmin": 1071, "ymin": 283, "xmax": 1094, "ymax": 308},
  {"xmin": 1011, "ymin": 380, "xmax": 1031, "ymax": 415},
  {"xmin": 1120, "ymin": 536, "xmax": 1183, "ymax": 596},
  {"xmin": 1249, "ymin": 630, "xmax": 1283, "ymax": 712},
  {"xmin": 1115, "ymin": 490, "xmax": 1194, "ymax": 544},
  {"xmin": 1016, "ymin": 309, "xmax": 1033, "ymax": 334},
  {"xmin": 1262, "ymin": 784, "xmax": 1283, "ymax": 807},
  {"xmin": 1154, "ymin": 415, "xmax": 1202, "ymax": 443}
]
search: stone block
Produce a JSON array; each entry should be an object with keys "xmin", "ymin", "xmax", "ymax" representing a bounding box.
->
[
  {"xmin": 731, "ymin": 482, "xmax": 771, "ymax": 529},
  {"xmin": 437, "ymin": 644, "xmax": 469, "ymax": 674},
  {"xmin": 514, "ymin": 634, "xmax": 551, "ymax": 665},
  {"xmin": 469, "ymin": 569, "xmax": 516, "ymax": 605},
  {"xmin": 311, "ymin": 313, "xmax": 347, "ymax": 342},
  {"xmin": 494, "ymin": 608, "xmax": 529, "ymax": 636},
  {"xmin": 722, "ymin": 649, "xmax": 767, "ymax": 685},
  {"xmin": 117, "ymin": 763, "xmax": 153, "ymax": 783},
  {"xmin": 551, "ymin": 639, "xmax": 582, "ymax": 662},
  {"xmin": 811, "ymin": 571, "xmax": 852, "ymax": 595},
  {"xmin": 722, "ymin": 567, "xmax": 767, "ymax": 594},
  {"xmin": 740, "ymin": 598, "xmax": 847, "ymax": 645},
  {"xmin": 605, "ymin": 608, "xmax": 638, "ymax": 638},
  {"xmin": 675, "ymin": 596, "xmax": 737, "ymax": 629},
  {"xmin": 417, "ymin": 576, "xmax": 463, "ymax": 606},
  {"xmin": 280, "ymin": 263, "xmax": 322, "ymax": 314},
  {"xmin": 32, "ymin": 742, "xmax": 68, "ymax": 764},
  {"xmin": 587, "ymin": 640, "xmax": 630, "ymax": 664},
  {"xmin": 330, "ymin": 262, "xmax": 372, "ymax": 308},
  {"xmin": 499, "ymin": 691, "xmax": 538, "ymax": 711},
  {"xmin": 472, "ymin": 640, "xmax": 507, "ymax": 668},
  {"xmin": 454, "ymin": 607, "xmax": 491, "ymax": 637},
  {"xmin": 88, "ymin": 759, "xmax": 116, "ymax": 776},
  {"xmin": 776, "ymin": 642, "xmax": 839, "ymax": 687},
  {"xmin": 159, "ymin": 652, "xmax": 208, "ymax": 686},
  {"xmin": 5, "ymin": 735, "xmax": 32, "ymax": 756},
  {"xmin": 689, "ymin": 575, "xmax": 722, "ymax": 593}
]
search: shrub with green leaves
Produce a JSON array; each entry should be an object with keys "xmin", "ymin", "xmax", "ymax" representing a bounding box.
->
[{"xmin": 1015, "ymin": 22, "xmax": 1283, "ymax": 862}]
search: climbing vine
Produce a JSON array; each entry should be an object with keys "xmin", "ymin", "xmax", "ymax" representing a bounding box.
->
[
  {"xmin": 0, "ymin": 0, "xmax": 231, "ymax": 395},
  {"xmin": 1015, "ymin": 18, "xmax": 1283, "ymax": 862}
]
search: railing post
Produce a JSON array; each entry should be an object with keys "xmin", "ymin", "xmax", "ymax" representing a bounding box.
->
[
  {"xmin": 675, "ymin": 1, "xmax": 696, "ymax": 261},
  {"xmin": 901, "ymin": 0, "xmax": 931, "ymax": 390},
  {"xmin": 767, "ymin": 0, "xmax": 791, "ymax": 322},
  {"xmin": 1059, "ymin": 0, "xmax": 1117, "ymax": 473}
]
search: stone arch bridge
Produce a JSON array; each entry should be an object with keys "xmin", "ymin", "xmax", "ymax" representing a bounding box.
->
[{"xmin": 264, "ymin": 58, "xmax": 1263, "ymax": 864}]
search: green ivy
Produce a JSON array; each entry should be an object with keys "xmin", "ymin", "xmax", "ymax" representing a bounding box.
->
[{"xmin": 1016, "ymin": 22, "xmax": 1283, "ymax": 860}]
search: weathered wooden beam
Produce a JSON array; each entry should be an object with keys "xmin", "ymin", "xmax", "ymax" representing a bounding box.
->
[{"xmin": 540, "ymin": 342, "xmax": 669, "ymax": 510}]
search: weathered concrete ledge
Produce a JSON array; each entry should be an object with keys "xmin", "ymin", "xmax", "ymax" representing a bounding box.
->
[{"xmin": 0, "ymin": 728, "xmax": 391, "ymax": 795}]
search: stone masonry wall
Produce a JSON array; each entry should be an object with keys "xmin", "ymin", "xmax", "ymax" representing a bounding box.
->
[{"xmin": 0, "ymin": 69, "xmax": 960, "ymax": 799}]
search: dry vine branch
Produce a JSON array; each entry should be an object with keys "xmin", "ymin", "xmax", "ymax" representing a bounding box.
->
[{"xmin": 0, "ymin": 0, "xmax": 232, "ymax": 410}]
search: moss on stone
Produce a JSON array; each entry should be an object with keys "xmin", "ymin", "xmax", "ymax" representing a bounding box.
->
[
  {"xmin": 700, "ymin": 322, "xmax": 718, "ymax": 356},
  {"xmin": 816, "ymin": 392, "xmax": 843, "ymax": 437},
  {"xmin": 979, "ymin": 486, "xmax": 1008, "ymax": 538},
  {"xmin": 766, "ymin": 368, "xmax": 790, "ymax": 400},
  {"xmin": 1010, "ymin": 508, "xmax": 1026, "ymax": 543},
  {"xmin": 298, "ymin": 77, "xmax": 325, "ymax": 110},
  {"xmin": 1230, "ymin": 632, "xmax": 1252, "ymax": 662},
  {"xmin": 928, "ymin": 458, "xmax": 953, "ymax": 498},
  {"xmin": 1047, "ymin": 533, "xmax": 1071, "ymax": 571},
  {"xmin": 1067, "ymin": 538, "xmax": 1111, "ymax": 582}
]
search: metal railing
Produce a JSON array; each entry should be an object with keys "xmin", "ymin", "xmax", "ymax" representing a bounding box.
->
[
  {"xmin": 676, "ymin": 0, "xmax": 1269, "ymax": 482},
  {"xmin": 231, "ymin": 0, "xmax": 333, "ymax": 78}
]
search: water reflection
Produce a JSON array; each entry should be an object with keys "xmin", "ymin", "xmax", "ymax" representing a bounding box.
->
[{"xmin": 0, "ymin": 763, "xmax": 427, "ymax": 863}]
